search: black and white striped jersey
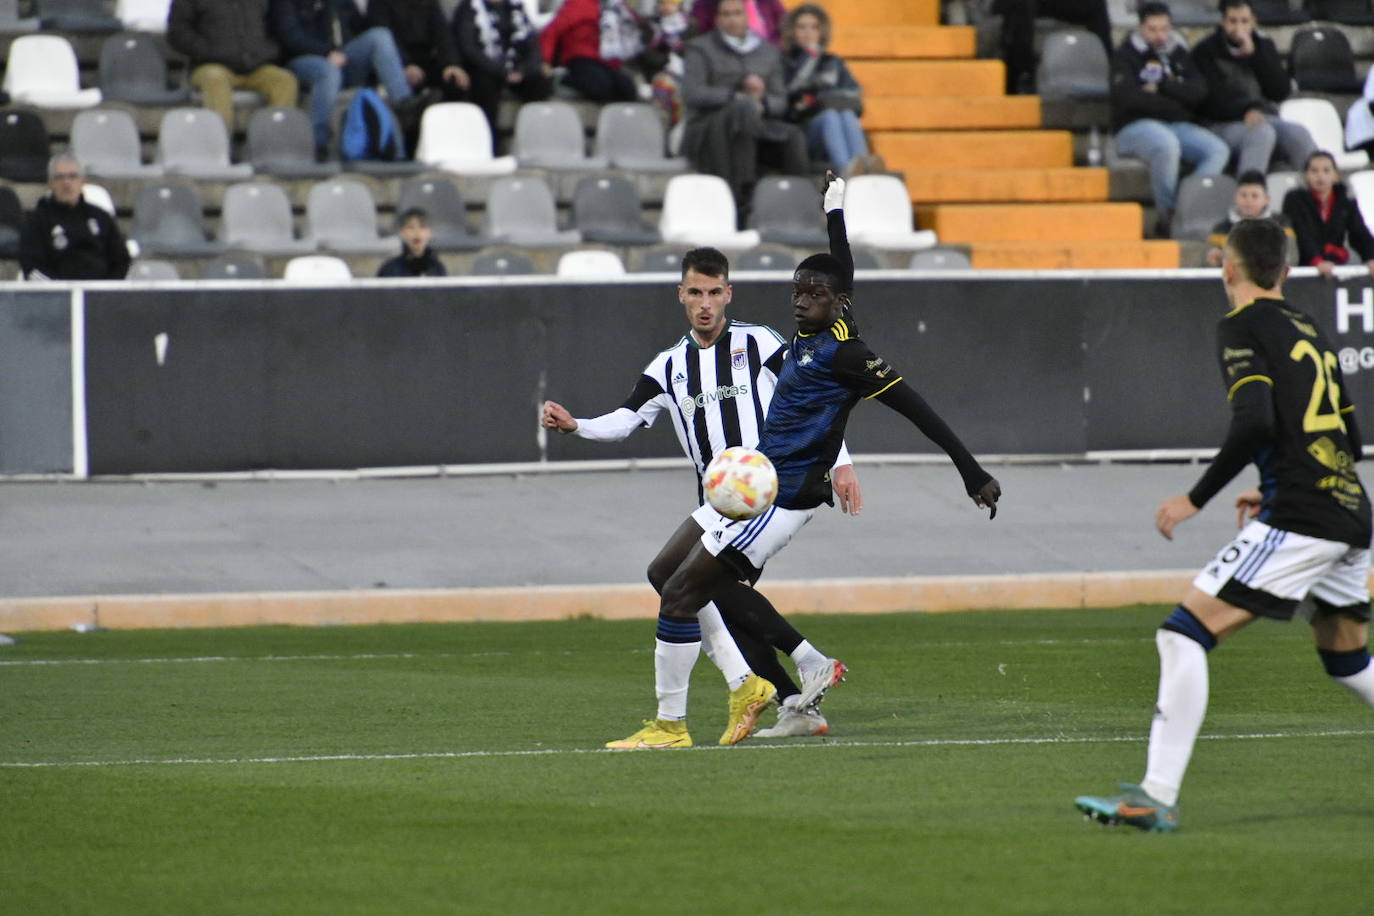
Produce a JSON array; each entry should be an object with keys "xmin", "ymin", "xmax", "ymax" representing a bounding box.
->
[{"xmin": 574, "ymin": 320, "xmax": 787, "ymax": 475}]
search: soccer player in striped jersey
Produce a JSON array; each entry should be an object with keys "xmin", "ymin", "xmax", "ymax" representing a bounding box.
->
[
  {"xmin": 1076, "ymin": 218, "xmax": 1374, "ymax": 832},
  {"xmin": 614, "ymin": 174, "xmax": 1001, "ymax": 748},
  {"xmin": 542, "ymin": 247, "xmax": 858, "ymax": 747}
]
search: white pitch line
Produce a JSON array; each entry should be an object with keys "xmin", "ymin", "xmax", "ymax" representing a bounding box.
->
[{"xmin": 3, "ymin": 729, "xmax": 1370, "ymax": 769}]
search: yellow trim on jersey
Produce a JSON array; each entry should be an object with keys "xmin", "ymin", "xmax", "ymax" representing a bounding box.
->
[
  {"xmin": 1227, "ymin": 374, "xmax": 1272, "ymax": 400},
  {"xmin": 865, "ymin": 377, "xmax": 904, "ymax": 399},
  {"xmin": 832, "ymin": 318, "xmax": 851, "ymax": 341},
  {"xmin": 1342, "ymin": 404, "xmax": 1357, "ymax": 414},
  {"xmin": 1224, "ymin": 295, "xmax": 1284, "ymax": 319}
]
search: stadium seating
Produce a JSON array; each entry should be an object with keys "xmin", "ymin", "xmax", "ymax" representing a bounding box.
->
[
  {"xmin": 99, "ymin": 32, "xmax": 188, "ymax": 105},
  {"xmin": 200, "ymin": 252, "xmax": 267, "ymax": 280},
  {"xmin": 909, "ymin": 248, "xmax": 972, "ymax": 270},
  {"xmin": 1266, "ymin": 170, "xmax": 1302, "ymax": 206},
  {"xmin": 130, "ymin": 181, "xmax": 224, "ymax": 257},
  {"xmin": 0, "ymin": 0, "xmax": 39, "ymax": 29},
  {"xmin": 395, "ymin": 176, "xmax": 485, "ymax": 252},
  {"xmin": 304, "ymin": 178, "xmax": 396, "ymax": 255},
  {"xmin": 34, "ymin": 0, "xmax": 121, "ymax": 32},
  {"xmin": 594, "ymin": 103, "xmax": 688, "ymax": 172},
  {"xmin": 735, "ymin": 246, "xmax": 799, "ymax": 271},
  {"xmin": 1290, "ymin": 27, "xmax": 1363, "ymax": 93},
  {"xmin": 0, "ymin": 184, "xmax": 22, "ymax": 258},
  {"xmin": 629, "ymin": 246, "xmax": 688, "ymax": 273},
  {"xmin": 485, "ymin": 177, "xmax": 582, "ymax": 247},
  {"xmin": 157, "ymin": 108, "xmax": 253, "ymax": 180},
  {"xmin": 81, "ymin": 182, "xmax": 116, "ymax": 216},
  {"xmin": 128, "ymin": 258, "xmax": 180, "ymax": 280},
  {"xmin": 841, "ymin": 175, "xmax": 939, "ymax": 251},
  {"xmin": 247, "ymin": 107, "xmax": 341, "ymax": 180},
  {"xmin": 571, "ymin": 176, "xmax": 661, "ymax": 246},
  {"xmin": 1035, "ymin": 30, "xmax": 1109, "ymax": 101},
  {"xmin": 658, "ymin": 175, "xmax": 761, "ymax": 250},
  {"xmin": 748, "ymin": 176, "xmax": 828, "ymax": 247},
  {"xmin": 1346, "ymin": 169, "xmax": 1374, "ymax": 229},
  {"xmin": 1319, "ymin": 0, "xmax": 1374, "ymax": 24},
  {"xmin": 851, "ymin": 248, "xmax": 884, "ymax": 270},
  {"xmin": 73, "ymin": 109, "xmax": 165, "ymax": 180},
  {"xmin": 1278, "ymin": 98, "xmax": 1370, "ymax": 171},
  {"xmin": 415, "ymin": 103, "xmax": 517, "ymax": 175},
  {"xmin": 556, "ymin": 249, "xmax": 626, "ymax": 277},
  {"xmin": 514, "ymin": 101, "xmax": 608, "ymax": 170},
  {"xmin": 116, "ymin": 0, "xmax": 171, "ymax": 32},
  {"xmin": 0, "ymin": 110, "xmax": 54, "ymax": 183},
  {"xmin": 1170, "ymin": 173, "xmax": 1238, "ymax": 241},
  {"xmin": 220, "ymin": 182, "xmax": 316, "ymax": 255},
  {"xmin": 283, "ymin": 254, "xmax": 352, "ymax": 282},
  {"xmin": 1160, "ymin": 0, "xmax": 1219, "ymax": 25},
  {"xmin": 2, "ymin": 35, "xmax": 103, "ymax": 108},
  {"xmin": 471, "ymin": 250, "xmax": 537, "ymax": 275}
]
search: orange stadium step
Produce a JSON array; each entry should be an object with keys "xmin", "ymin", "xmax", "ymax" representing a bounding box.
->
[
  {"xmin": 917, "ymin": 203, "xmax": 1145, "ymax": 243},
  {"xmin": 826, "ymin": 0, "xmax": 940, "ymax": 27},
  {"xmin": 848, "ymin": 60, "xmax": 1005, "ymax": 98},
  {"xmin": 870, "ymin": 130, "xmax": 1073, "ymax": 170},
  {"xmin": 903, "ymin": 168, "xmax": 1110, "ymax": 204},
  {"xmin": 862, "ymin": 96, "xmax": 1040, "ymax": 131},
  {"xmin": 830, "ymin": 26, "xmax": 976, "ymax": 59},
  {"xmin": 969, "ymin": 241, "xmax": 1181, "ymax": 270}
]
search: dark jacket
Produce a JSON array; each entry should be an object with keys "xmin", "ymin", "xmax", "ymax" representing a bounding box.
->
[
  {"xmin": 19, "ymin": 193, "xmax": 131, "ymax": 281},
  {"xmin": 1283, "ymin": 184, "xmax": 1374, "ymax": 266},
  {"xmin": 377, "ymin": 245, "xmax": 446, "ymax": 277},
  {"xmin": 451, "ymin": 0, "xmax": 542, "ymax": 80},
  {"xmin": 168, "ymin": 0, "xmax": 283, "ymax": 73},
  {"xmin": 781, "ymin": 46, "xmax": 862, "ymax": 123},
  {"xmin": 271, "ymin": 0, "xmax": 368, "ymax": 59},
  {"xmin": 1190, "ymin": 27, "xmax": 1292, "ymax": 123},
  {"xmin": 367, "ymin": 0, "xmax": 459, "ymax": 72},
  {"xmin": 682, "ymin": 30, "xmax": 789, "ymax": 121},
  {"xmin": 1110, "ymin": 31, "xmax": 1208, "ymax": 131}
]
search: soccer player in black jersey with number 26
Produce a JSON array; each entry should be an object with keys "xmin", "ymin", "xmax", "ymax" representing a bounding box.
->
[{"xmin": 1076, "ymin": 218, "xmax": 1374, "ymax": 833}]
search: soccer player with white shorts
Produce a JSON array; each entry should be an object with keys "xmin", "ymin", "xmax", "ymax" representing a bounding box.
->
[{"xmin": 1076, "ymin": 218, "xmax": 1374, "ymax": 832}]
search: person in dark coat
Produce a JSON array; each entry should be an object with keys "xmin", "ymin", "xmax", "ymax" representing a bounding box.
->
[
  {"xmin": 1282, "ymin": 150, "xmax": 1374, "ymax": 277},
  {"xmin": 450, "ymin": 0, "xmax": 552, "ymax": 149},
  {"xmin": 19, "ymin": 154, "xmax": 130, "ymax": 281},
  {"xmin": 780, "ymin": 3, "xmax": 876, "ymax": 176},
  {"xmin": 367, "ymin": 0, "xmax": 470, "ymax": 100},
  {"xmin": 377, "ymin": 208, "xmax": 447, "ymax": 277}
]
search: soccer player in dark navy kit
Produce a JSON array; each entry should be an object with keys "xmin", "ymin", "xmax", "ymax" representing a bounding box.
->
[
  {"xmin": 612, "ymin": 173, "xmax": 1002, "ymax": 747},
  {"xmin": 1076, "ymin": 218, "xmax": 1374, "ymax": 832}
]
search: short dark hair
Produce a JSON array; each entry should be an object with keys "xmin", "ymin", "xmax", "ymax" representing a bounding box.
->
[
  {"xmin": 1218, "ymin": 0, "xmax": 1250, "ymax": 15},
  {"xmin": 1139, "ymin": 1, "xmax": 1171, "ymax": 21},
  {"xmin": 682, "ymin": 247, "xmax": 730, "ymax": 281},
  {"xmin": 397, "ymin": 207, "xmax": 429, "ymax": 227},
  {"xmin": 1236, "ymin": 169, "xmax": 1267, "ymax": 189},
  {"xmin": 1226, "ymin": 218, "xmax": 1287, "ymax": 289},
  {"xmin": 1304, "ymin": 150, "xmax": 1338, "ymax": 173},
  {"xmin": 794, "ymin": 252, "xmax": 851, "ymax": 293}
]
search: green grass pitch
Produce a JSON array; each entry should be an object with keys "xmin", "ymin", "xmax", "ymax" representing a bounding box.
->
[{"xmin": 1, "ymin": 607, "xmax": 1370, "ymax": 915}]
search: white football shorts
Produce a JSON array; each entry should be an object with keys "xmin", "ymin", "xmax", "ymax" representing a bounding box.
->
[
  {"xmin": 1193, "ymin": 519, "xmax": 1371, "ymax": 620},
  {"xmin": 695, "ymin": 502, "xmax": 816, "ymax": 581}
]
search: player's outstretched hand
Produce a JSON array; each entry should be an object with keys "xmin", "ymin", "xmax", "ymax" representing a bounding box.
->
[
  {"xmin": 973, "ymin": 478, "xmax": 1001, "ymax": 520},
  {"xmin": 1155, "ymin": 493, "xmax": 1199, "ymax": 540},
  {"xmin": 832, "ymin": 464, "xmax": 863, "ymax": 516},
  {"xmin": 1234, "ymin": 487, "xmax": 1263, "ymax": 528},
  {"xmin": 823, "ymin": 170, "xmax": 845, "ymax": 213},
  {"xmin": 540, "ymin": 400, "xmax": 577, "ymax": 434}
]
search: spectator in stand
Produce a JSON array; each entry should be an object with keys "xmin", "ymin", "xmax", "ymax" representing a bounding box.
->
[
  {"xmin": 451, "ymin": 0, "xmax": 552, "ymax": 148},
  {"xmin": 271, "ymin": 0, "xmax": 419, "ymax": 158},
  {"xmin": 1344, "ymin": 64, "xmax": 1374, "ymax": 157},
  {"xmin": 781, "ymin": 3, "xmax": 879, "ymax": 177},
  {"xmin": 167, "ymin": 0, "xmax": 299, "ymax": 135},
  {"xmin": 19, "ymin": 154, "xmax": 130, "ymax": 281},
  {"xmin": 377, "ymin": 208, "xmax": 447, "ymax": 277},
  {"xmin": 1282, "ymin": 150, "xmax": 1374, "ymax": 278},
  {"xmin": 1110, "ymin": 1, "xmax": 1229, "ymax": 237},
  {"xmin": 690, "ymin": 0, "xmax": 785, "ymax": 47},
  {"xmin": 994, "ymin": 0, "xmax": 1112, "ymax": 95},
  {"xmin": 682, "ymin": 0, "xmax": 808, "ymax": 225},
  {"xmin": 1204, "ymin": 169, "xmax": 1296, "ymax": 266},
  {"xmin": 1191, "ymin": 0, "xmax": 1314, "ymax": 177},
  {"xmin": 540, "ymin": 0, "xmax": 641, "ymax": 103},
  {"xmin": 367, "ymin": 0, "xmax": 470, "ymax": 101},
  {"xmin": 638, "ymin": 0, "xmax": 693, "ymax": 125}
]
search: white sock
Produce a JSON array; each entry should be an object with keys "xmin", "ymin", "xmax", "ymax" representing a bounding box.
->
[
  {"xmin": 790, "ymin": 640, "xmax": 827, "ymax": 673},
  {"xmin": 654, "ymin": 638, "xmax": 700, "ymax": 721},
  {"xmin": 1333, "ymin": 661, "xmax": 1374, "ymax": 708},
  {"xmin": 1141, "ymin": 629, "xmax": 1210, "ymax": 807},
  {"xmin": 698, "ymin": 602, "xmax": 751, "ymax": 690}
]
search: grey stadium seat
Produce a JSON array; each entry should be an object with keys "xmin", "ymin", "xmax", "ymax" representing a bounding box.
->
[
  {"xmin": 0, "ymin": 110, "xmax": 52, "ymax": 183},
  {"xmin": 220, "ymin": 182, "xmax": 316, "ymax": 255},
  {"xmin": 471, "ymin": 250, "xmax": 537, "ymax": 275},
  {"xmin": 571, "ymin": 175, "xmax": 661, "ymax": 246},
  {"xmin": 35, "ymin": 0, "xmax": 121, "ymax": 31},
  {"xmin": 735, "ymin": 245, "xmax": 799, "ymax": 271},
  {"xmin": 514, "ymin": 101, "xmax": 608, "ymax": 170},
  {"xmin": 0, "ymin": 0, "xmax": 39, "ymax": 29},
  {"xmin": 157, "ymin": 107, "xmax": 253, "ymax": 180},
  {"xmin": 1171, "ymin": 173, "xmax": 1238, "ymax": 242},
  {"xmin": 127, "ymin": 258, "xmax": 180, "ymax": 280},
  {"xmin": 1319, "ymin": 1, "xmax": 1374, "ymax": 25},
  {"xmin": 851, "ymin": 248, "xmax": 883, "ymax": 270},
  {"xmin": 484, "ymin": 177, "xmax": 582, "ymax": 247},
  {"xmin": 131, "ymin": 181, "xmax": 225, "ymax": 257},
  {"xmin": 247, "ymin": 107, "xmax": 340, "ymax": 180},
  {"xmin": 909, "ymin": 248, "xmax": 972, "ymax": 270},
  {"xmin": 629, "ymin": 246, "xmax": 689, "ymax": 273},
  {"xmin": 304, "ymin": 178, "xmax": 396, "ymax": 255},
  {"xmin": 749, "ymin": 175, "xmax": 827, "ymax": 247},
  {"xmin": 99, "ymin": 32, "xmax": 189, "ymax": 105},
  {"xmin": 1266, "ymin": 170, "xmax": 1301, "ymax": 206},
  {"xmin": 594, "ymin": 103, "xmax": 688, "ymax": 172},
  {"xmin": 72, "ymin": 108, "xmax": 164, "ymax": 180},
  {"xmin": 1248, "ymin": 0, "xmax": 1311, "ymax": 25},
  {"xmin": 1291, "ymin": 27, "xmax": 1362, "ymax": 94},
  {"xmin": 1035, "ymin": 29, "xmax": 1109, "ymax": 101},
  {"xmin": 396, "ymin": 176, "xmax": 484, "ymax": 252},
  {"xmin": 200, "ymin": 252, "xmax": 268, "ymax": 280}
]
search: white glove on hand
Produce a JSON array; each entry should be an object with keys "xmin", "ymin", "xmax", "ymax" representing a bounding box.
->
[{"xmin": 823, "ymin": 175, "xmax": 846, "ymax": 213}]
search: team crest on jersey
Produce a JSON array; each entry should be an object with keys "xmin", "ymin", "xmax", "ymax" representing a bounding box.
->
[
  {"xmin": 731, "ymin": 348, "xmax": 747, "ymax": 370},
  {"xmin": 799, "ymin": 348, "xmax": 814, "ymax": 365}
]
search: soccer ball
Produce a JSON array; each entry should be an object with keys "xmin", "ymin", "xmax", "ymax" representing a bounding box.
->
[{"xmin": 703, "ymin": 447, "xmax": 778, "ymax": 520}]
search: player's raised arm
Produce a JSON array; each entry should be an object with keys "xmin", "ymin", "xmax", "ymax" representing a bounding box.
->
[{"xmin": 822, "ymin": 172, "xmax": 854, "ymax": 295}]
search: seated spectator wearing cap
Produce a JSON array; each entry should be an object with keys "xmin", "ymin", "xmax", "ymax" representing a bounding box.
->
[
  {"xmin": 20, "ymin": 154, "xmax": 130, "ymax": 281},
  {"xmin": 451, "ymin": 0, "xmax": 552, "ymax": 148},
  {"xmin": 1282, "ymin": 150, "xmax": 1374, "ymax": 278},
  {"xmin": 1204, "ymin": 169, "xmax": 1296, "ymax": 266}
]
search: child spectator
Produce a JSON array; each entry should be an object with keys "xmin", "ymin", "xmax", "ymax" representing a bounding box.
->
[
  {"xmin": 451, "ymin": 0, "xmax": 553, "ymax": 149},
  {"xmin": 1204, "ymin": 169, "xmax": 1295, "ymax": 266},
  {"xmin": 781, "ymin": 3, "xmax": 879, "ymax": 176},
  {"xmin": 1282, "ymin": 151, "xmax": 1374, "ymax": 278},
  {"xmin": 540, "ymin": 0, "xmax": 641, "ymax": 103},
  {"xmin": 377, "ymin": 208, "xmax": 447, "ymax": 277}
]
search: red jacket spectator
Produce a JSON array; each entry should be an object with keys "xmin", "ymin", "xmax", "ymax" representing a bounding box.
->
[{"xmin": 539, "ymin": 0, "xmax": 609, "ymax": 67}]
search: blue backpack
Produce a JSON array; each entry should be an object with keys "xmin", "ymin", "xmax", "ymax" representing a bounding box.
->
[{"xmin": 340, "ymin": 89, "xmax": 406, "ymax": 162}]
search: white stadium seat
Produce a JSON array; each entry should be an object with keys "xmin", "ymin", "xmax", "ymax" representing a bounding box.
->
[
  {"xmin": 556, "ymin": 249, "xmax": 626, "ymax": 277},
  {"xmin": 1279, "ymin": 98, "xmax": 1369, "ymax": 172},
  {"xmin": 658, "ymin": 175, "xmax": 760, "ymax": 250},
  {"xmin": 283, "ymin": 255, "xmax": 352, "ymax": 282},
  {"xmin": 415, "ymin": 103, "xmax": 517, "ymax": 176},
  {"xmin": 2, "ymin": 35, "xmax": 102, "ymax": 108},
  {"xmin": 841, "ymin": 175, "xmax": 939, "ymax": 252}
]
